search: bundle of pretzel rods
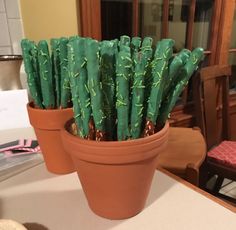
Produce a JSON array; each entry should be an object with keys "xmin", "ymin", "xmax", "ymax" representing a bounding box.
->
[{"xmin": 21, "ymin": 35, "xmax": 204, "ymax": 141}]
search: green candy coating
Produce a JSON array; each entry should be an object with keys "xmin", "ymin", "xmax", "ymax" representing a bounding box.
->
[
  {"xmin": 21, "ymin": 39, "xmax": 43, "ymax": 108},
  {"xmin": 86, "ymin": 39, "xmax": 106, "ymax": 132},
  {"xmin": 59, "ymin": 37, "xmax": 71, "ymax": 108},
  {"xmin": 146, "ymin": 39, "xmax": 175, "ymax": 124},
  {"xmin": 67, "ymin": 36, "xmax": 85, "ymax": 137},
  {"xmin": 116, "ymin": 47, "xmax": 132, "ymax": 141},
  {"xmin": 38, "ymin": 40, "xmax": 55, "ymax": 109},
  {"xmin": 158, "ymin": 47, "xmax": 204, "ymax": 124},
  {"xmin": 50, "ymin": 38, "xmax": 61, "ymax": 108},
  {"xmin": 100, "ymin": 40, "xmax": 118, "ymax": 139}
]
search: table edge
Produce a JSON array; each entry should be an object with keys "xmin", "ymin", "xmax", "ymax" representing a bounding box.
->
[{"xmin": 157, "ymin": 167, "xmax": 236, "ymax": 213}]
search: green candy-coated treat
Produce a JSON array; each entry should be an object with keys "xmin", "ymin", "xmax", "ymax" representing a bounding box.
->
[
  {"xmin": 142, "ymin": 37, "xmax": 154, "ymax": 115},
  {"xmin": 51, "ymin": 38, "xmax": 61, "ymax": 108},
  {"xmin": 130, "ymin": 56, "xmax": 146, "ymax": 139},
  {"xmin": 86, "ymin": 39, "xmax": 106, "ymax": 133},
  {"xmin": 119, "ymin": 35, "xmax": 130, "ymax": 52},
  {"xmin": 30, "ymin": 41, "xmax": 44, "ymax": 106},
  {"xmin": 38, "ymin": 40, "xmax": 55, "ymax": 109},
  {"xmin": 21, "ymin": 39, "xmax": 43, "ymax": 108},
  {"xmin": 72, "ymin": 36, "xmax": 92, "ymax": 137},
  {"xmin": 131, "ymin": 37, "xmax": 141, "ymax": 59},
  {"xmin": 67, "ymin": 36, "xmax": 85, "ymax": 137},
  {"xmin": 130, "ymin": 37, "xmax": 142, "ymax": 90},
  {"xmin": 146, "ymin": 39, "xmax": 175, "ymax": 124},
  {"xmin": 158, "ymin": 47, "xmax": 204, "ymax": 124},
  {"xmin": 100, "ymin": 40, "xmax": 118, "ymax": 140},
  {"xmin": 130, "ymin": 37, "xmax": 154, "ymax": 139},
  {"xmin": 162, "ymin": 49, "xmax": 191, "ymax": 99},
  {"xmin": 116, "ymin": 47, "xmax": 132, "ymax": 141},
  {"xmin": 59, "ymin": 37, "xmax": 71, "ymax": 108}
]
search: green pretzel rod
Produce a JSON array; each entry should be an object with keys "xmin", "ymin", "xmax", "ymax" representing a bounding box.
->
[
  {"xmin": 71, "ymin": 36, "xmax": 93, "ymax": 138},
  {"xmin": 142, "ymin": 37, "xmax": 154, "ymax": 117},
  {"xmin": 130, "ymin": 54, "xmax": 146, "ymax": 139},
  {"xmin": 21, "ymin": 39, "xmax": 43, "ymax": 108},
  {"xmin": 130, "ymin": 37, "xmax": 142, "ymax": 95},
  {"xmin": 86, "ymin": 39, "xmax": 106, "ymax": 140},
  {"xmin": 67, "ymin": 37, "xmax": 85, "ymax": 137},
  {"xmin": 51, "ymin": 38, "xmax": 61, "ymax": 108},
  {"xmin": 116, "ymin": 47, "xmax": 132, "ymax": 141},
  {"xmin": 130, "ymin": 37, "xmax": 153, "ymax": 139},
  {"xmin": 38, "ymin": 40, "xmax": 55, "ymax": 109},
  {"xmin": 30, "ymin": 41, "xmax": 41, "ymax": 91},
  {"xmin": 162, "ymin": 49, "xmax": 191, "ymax": 100},
  {"xmin": 158, "ymin": 47, "xmax": 204, "ymax": 125},
  {"xmin": 146, "ymin": 39, "xmax": 175, "ymax": 124},
  {"xmin": 119, "ymin": 35, "xmax": 130, "ymax": 52},
  {"xmin": 100, "ymin": 40, "xmax": 118, "ymax": 140},
  {"xmin": 131, "ymin": 37, "xmax": 141, "ymax": 59},
  {"xmin": 59, "ymin": 37, "xmax": 71, "ymax": 108}
]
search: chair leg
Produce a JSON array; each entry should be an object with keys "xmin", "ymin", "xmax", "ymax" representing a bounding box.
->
[
  {"xmin": 199, "ymin": 161, "xmax": 209, "ymax": 189},
  {"xmin": 186, "ymin": 163, "xmax": 199, "ymax": 186},
  {"xmin": 212, "ymin": 176, "xmax": 224, "ymax": 194}
]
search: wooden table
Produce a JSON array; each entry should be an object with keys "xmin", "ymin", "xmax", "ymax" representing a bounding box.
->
[
  {"xmin": 0, "ymin": 163, "xmax": 235, "ymax": 230},
  {"xmin": 0, "ymin": 128, "xmax": 235, "ymax": 229}
]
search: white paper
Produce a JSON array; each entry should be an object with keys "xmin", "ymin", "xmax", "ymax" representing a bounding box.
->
[{"xmin": 0, "ymin": 89, "xmax": 30, "ymax": 130}]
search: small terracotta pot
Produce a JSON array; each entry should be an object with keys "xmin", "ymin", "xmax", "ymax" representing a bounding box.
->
[
  {"xmin": 27, "ymin": 102, "xmax": 75, "ymax": 174},
  {"xmin": 61, "ymin": 119, "xmax": 169, "ymax": 219}
]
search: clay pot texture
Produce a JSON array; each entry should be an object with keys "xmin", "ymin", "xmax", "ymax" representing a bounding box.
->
[
  {"xmin": 61, "ymin": 119, "xmax": 169, "ymax": 219},
  {"xmin": 27, "ymin": 102, "xmax": 75, "ymax": 174}
]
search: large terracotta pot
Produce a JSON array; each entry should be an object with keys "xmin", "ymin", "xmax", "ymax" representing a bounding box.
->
[
  {"xmin": 27, "ymin": 102, "xmax": 75, "ymax": 174},
  {"xmin": 61, "ymin": 119, "xmax": 169, "ymax": 219}
]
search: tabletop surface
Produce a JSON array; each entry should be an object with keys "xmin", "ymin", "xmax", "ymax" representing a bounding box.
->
[
  {"xmin": 0, "ymin": 163, "xmax": 235, "ymax": 230},
  {"xmin": 0, "ymin": 127, "xmax": 235, "ymax": 230}
]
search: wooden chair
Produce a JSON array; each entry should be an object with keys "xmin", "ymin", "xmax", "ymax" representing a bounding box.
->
[
  {"xmin": 157, "ymin": 71, "xmax": 207, "ymax": 186},
  {"xmin": 157, "ymin": 127, "xmax": 206, "ymax": 186},
  {"xmin": 196, "ymin": 65, "xmax": 236, "ymax": 203}
]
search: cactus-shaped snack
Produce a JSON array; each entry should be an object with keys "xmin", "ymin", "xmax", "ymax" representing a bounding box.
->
[
  {"xmin": 119, "ymin": 35, "xmax": 130, "ymax": 52},
  {"xmin": 162, "ymin": 49, "xmax": 191, "ymax": 100},
  {"xmin": 86, "ymin": 39, "xmax": 106, "ymax": 140},
  {"xmin": 130, "ymin": 38, "xmax": 153, "ymax": 139},
  {"xmin": 67, "ymin": 37, "xmax": 85, "ymax": 137},
  {"xmin": 38, "ymin": 40, "xmax": 55, "ymax": 109},
  {"xmin": 116, "ymin": 46, "xmax": 132, "ymax": 141},
  {"xmin": 131, "ymin": 37, "xmax": 141, "ymax": 59},
  {"xmin": 59, "ymin": 37, "xmax": 71, "ymax": 108},
  {"xmin": 100, "ymin": 40, "xmax": 118, "ymax": 140},
  {"xmin": 144, "ymin": 39, "xmax": 174, "ymax": 136},
  {"xmin": 142, "ymin": 37, "xmax": 153, "ymax": 117},
  {"xmin": 21, "ymin": 39, "xmax": 43, "ymax": 108},
  {"xmin": 158, "ymin": 47, "xmax": 204, "ymax": 125},
  {"xmin": 71, "ymin": 36, "xmax": 93, "ymax": 138},
  {"xmin": 51, "ymin": 38, "xmax": 61, "ymax": 108}
]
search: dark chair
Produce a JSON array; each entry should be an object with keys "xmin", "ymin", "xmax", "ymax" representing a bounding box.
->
[{"xmin": 197, "ymin": 65, "xmax": 236, "ymax": 203}]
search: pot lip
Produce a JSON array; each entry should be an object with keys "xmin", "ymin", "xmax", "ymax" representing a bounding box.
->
[
  {"xmin": 0, "ymin": 55, "xmax": 22, "ymax": 61},
  {"xmin": 62, "ymin": 118, "xmax": 169, "ymax": 146},
  {"xmin": 27, "ymin": 101, "xmax": 72, "ymax": 112}
]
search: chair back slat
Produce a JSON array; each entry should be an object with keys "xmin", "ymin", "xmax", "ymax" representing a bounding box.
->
[{"xmin": 198, "ymin": 65, "xmax": 231, "ymax": 150}]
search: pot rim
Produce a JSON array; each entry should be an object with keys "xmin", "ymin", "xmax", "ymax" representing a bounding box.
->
[
  {"xmin": 0, "ymin": 55, "xmax": 22, "ymax": 61},
  {"xmin": 62, "ymin": 118, "xmax": 169, "ymax": 146},
  {"xmin": 27, "ymin": 101, "xmax": 72, "ymax": 112},
  {"xmin": 27, "ymin": 101, "xmax": 74, "ymax": 130}
]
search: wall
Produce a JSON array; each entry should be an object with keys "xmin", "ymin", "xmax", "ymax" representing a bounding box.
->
[
  {"xmin": 19, "ymin": 0, "xmax": 79, "ymax": 42},
  {"xmin": 0, "ymin": 0, "xmax": 24, "ymax": 54}
]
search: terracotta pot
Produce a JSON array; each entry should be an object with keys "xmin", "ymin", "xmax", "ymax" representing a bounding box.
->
[
  {"xmin": 27, "ymin": 102, "xmax": 75, "ymax": 174},
  {"xmin": 61, "ymin": 119, "xmax": 169, "ymax": 219}
]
